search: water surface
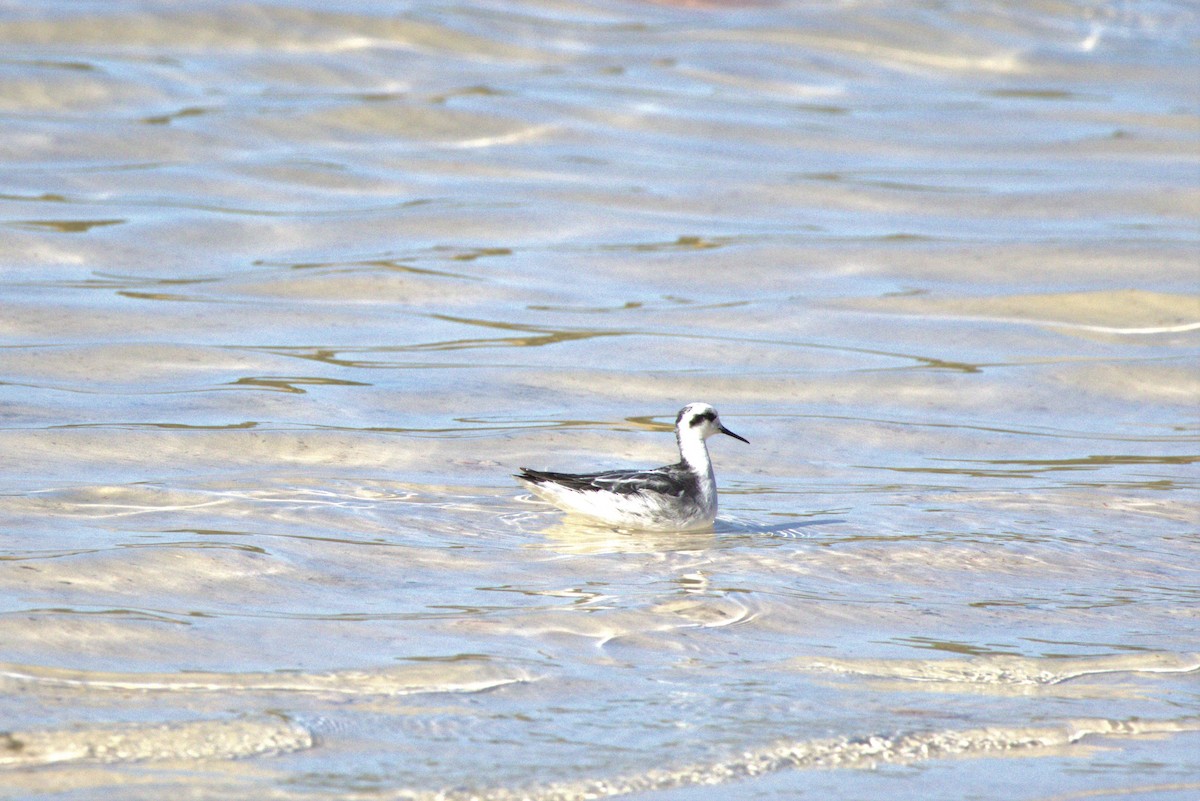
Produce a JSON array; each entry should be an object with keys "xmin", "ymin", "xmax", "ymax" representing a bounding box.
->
[{"xmin": 1, "ymin": 1, "xmax": 1198, "ymax": 799}]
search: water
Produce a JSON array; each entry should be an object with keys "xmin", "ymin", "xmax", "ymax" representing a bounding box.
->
[{"xmin": 1, "ymin": 1, "xmax": 1198, "ymax": 798}]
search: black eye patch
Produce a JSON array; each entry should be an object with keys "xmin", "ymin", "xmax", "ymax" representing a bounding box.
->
[{"xmin": 689, "ymin": 410, "xmax": 717, "ymax": 427}]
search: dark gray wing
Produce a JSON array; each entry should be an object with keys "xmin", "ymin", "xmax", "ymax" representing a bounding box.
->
[{"xmin": 517, "ymin": 463, "xmax": 696, "ymax": 497}]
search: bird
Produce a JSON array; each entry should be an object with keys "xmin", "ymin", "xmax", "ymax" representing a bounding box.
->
[{"xmin": 515, "ymin": 402, "xmax": 748, "ymax": 531}]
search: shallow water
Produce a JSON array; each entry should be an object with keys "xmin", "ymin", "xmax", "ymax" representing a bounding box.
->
[{"xmin": 1, "ymin": 1, "xmax": 1198, "ymax": 799}]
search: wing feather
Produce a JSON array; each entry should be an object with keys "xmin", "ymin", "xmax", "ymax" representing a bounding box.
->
[{"xmin": 517, "ymin": 464, "xmax": 694, "ymax": 497}]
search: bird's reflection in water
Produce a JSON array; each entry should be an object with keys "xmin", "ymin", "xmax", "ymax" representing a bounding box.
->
[
  {"xmin": 531, "ymin": 515, "xmax": 846, "ymax": 554},
  {"xmin": 535, "ymin": 518, "xmax": 718, "ymax": 554}
]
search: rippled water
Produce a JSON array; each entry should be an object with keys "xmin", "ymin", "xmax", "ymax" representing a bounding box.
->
[{"xmin": 2, "ymin": 1, "xmax": 1198, "ymax": 799}]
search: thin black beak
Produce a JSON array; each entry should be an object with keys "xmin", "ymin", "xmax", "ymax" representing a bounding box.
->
[{"xmin": 720, "ymin": 425, "xmax": 749, "ymax": 444}]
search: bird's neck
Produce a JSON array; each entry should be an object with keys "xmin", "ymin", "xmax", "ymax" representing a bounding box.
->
[
  {"xmin": 678, "ymin": 432, "xmax": 713, "ymax": 476},
  {"xmin": 678, "ymin": 431, "xmax": 718, "ymax": 517}
]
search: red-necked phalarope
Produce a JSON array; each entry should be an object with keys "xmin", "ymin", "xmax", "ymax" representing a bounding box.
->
[{"xmin": 516, "ymin": 402, "xmax": 748, "ymax": 531}]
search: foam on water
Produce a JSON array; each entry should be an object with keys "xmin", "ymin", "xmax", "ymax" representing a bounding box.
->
[
  {"xmin": 0, "ymin": 717, "xmax": 313, "ymax": 769},
  {"xmin": 0, "ymin": 660, "xmax": 534, "ymax": 697},
  {"xmin": 790, "ymin": 652, "xmax": 1200, "ymax": 687}
]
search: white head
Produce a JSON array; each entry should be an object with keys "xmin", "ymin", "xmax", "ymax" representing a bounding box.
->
[{"xmin": 675, "ymin": 402, "xmax": 748, "ymax": 445}]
